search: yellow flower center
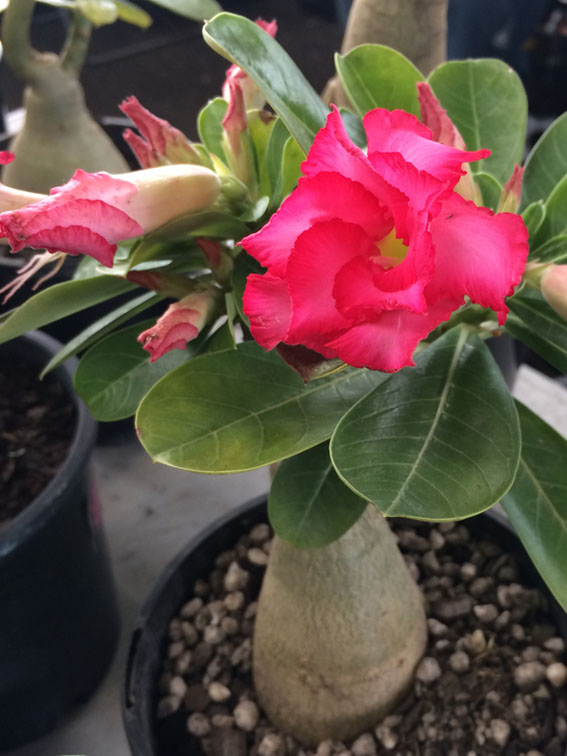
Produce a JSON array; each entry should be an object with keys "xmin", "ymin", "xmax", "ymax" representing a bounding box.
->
[{"xmin": 372, "ymin": 229, "xmax": 409, "ymax": 269}]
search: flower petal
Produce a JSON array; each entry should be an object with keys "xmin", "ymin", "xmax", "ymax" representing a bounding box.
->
[
  {"xmin": 428, "ymin": 194, "xmax": 529, "ymax": 322},
  {"xmin": 240, "ymin": 172, "xmax": 391, "ymax": 276},
  {"xmin": 364, "ymin": 108, "xmax": 489, "ymax": 186},
  {"xmin": 23, "ymin": 226, "xmax": 118, "ymax": 267},
  {"xmin": 243, "ymin": 273, "xmax": 292, "ymax": 350},
  {"xmin": 326, "ymin": 299, "xmax": 459, "ymax": 372}
]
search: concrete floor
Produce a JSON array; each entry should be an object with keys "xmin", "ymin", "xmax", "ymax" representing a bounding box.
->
[{"xmin": 4, "ymin": 364, "xmax": 566, "ymax": 756}]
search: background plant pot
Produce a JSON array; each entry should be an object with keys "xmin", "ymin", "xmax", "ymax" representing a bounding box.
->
[
  {"xmin": 122, "ymin": 497, "xmax": 567, "ymax": 756},
  {"xmin": 0, "ymin": 330, "xmax": 120, "ymax": 751}
]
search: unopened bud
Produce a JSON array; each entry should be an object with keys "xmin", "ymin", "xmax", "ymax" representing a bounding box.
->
[
  {"xmin": 541, "ymin": 264, "xmax": 567, "ymax": 320},
  {"xmin": 498, "ymin": 165, "xmax": 524, "ymax": 213}
]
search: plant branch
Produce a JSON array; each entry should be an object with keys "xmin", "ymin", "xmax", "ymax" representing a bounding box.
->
[
  {"xmin": 1, "ymin": 0, "xmax": 42, "ymax": 82},
  {"xmin": 60, "ymin": 9, "xmax": 93, "ymax": 74}
]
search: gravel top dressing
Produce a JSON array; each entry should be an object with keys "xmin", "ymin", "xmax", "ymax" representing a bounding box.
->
[
  {"xmin": 155, "ymin": 519, "xmax": 567, "ymax": 756},
  {"xmin": 0, "ymin": 360, "xmax": 75, "ymax": 529}
]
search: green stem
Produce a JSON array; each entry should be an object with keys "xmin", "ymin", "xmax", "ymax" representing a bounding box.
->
[
  {"xmin": 60, "ymin": 9, "xmax": 93, "ymax": 74},
  {"xmin": 2, "ymin": 0, "xmax": 41, "ymax": 82}
]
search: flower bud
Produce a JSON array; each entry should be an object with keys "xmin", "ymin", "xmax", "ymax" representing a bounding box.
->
[
  {"xmin": 137, "ymin": 290, "xmax": 217, "ymax": 362},
  {"xmin": 221, "ymin": 80, "xmax": 256, "ymax": 193},
  {"xmin": 221, "ymin": 18, "xmax": 277, "ymax": 110},
  {"xmin": 541, "ymin": 264, "xmax": 567, "ymax": 320},
  {"xmin": 498, "ymin": 165, "xmax": 524, "ymax": 214}
]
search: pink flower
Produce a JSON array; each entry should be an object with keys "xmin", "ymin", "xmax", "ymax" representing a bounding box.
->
[
  {"xmin": 120, "ymin": 96, "xmax": 201, "ymax": 168},
  {"xmin": 0, "ymin": 165, "xmax": 220, "ymax": 268},
  {"xmin": 222, "ymin": 19, "xmax": 277, "ymax": 110},
  {"xmin": 242, "ymin": 106, "xmax": 529, "ymax": 372},
  {"xmin": 137, "ymin": 291, "xmax": 216, "ymax": 362}
]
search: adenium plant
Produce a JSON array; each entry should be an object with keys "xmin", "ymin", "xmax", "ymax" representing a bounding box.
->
[{"xmin": 1, "ymin": 11, "xmax": 566, "ymax": 745}]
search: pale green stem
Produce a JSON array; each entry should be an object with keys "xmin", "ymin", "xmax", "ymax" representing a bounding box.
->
[{"xmin": 60, "ymin": 9, "xmax": 93, "ymax": 75}]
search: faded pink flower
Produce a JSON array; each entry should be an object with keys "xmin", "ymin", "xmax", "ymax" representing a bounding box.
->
[
  {"xmin": 120, "ymin": 96, "xmax": 201, "ymax": 168},
  {"xmin": 0, "ymin": 165, "xmax": 220, "ymax": 267},
  {"xmin": 137, "ymin": 291, "xmax": 216, "ymax": 362}
]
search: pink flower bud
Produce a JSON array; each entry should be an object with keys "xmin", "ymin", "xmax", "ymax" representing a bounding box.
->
[
  {"xmin": 221, "ymin": 18, "xmax": 277, "ymax": 110},
  {"xmin": 120, "ymin": 96, "xmax": 202, "ymax": 168},
  {"xmin": 137, "ymin": 291, "xmax": 216, "ymax": 362},
  {"xmin": 222, "ymin": 80, "xmax": 255, "ymax": 190},
  {"xmin": 498, "ymin": 164, "xmax": 524, "ymax": 213},
  {"xmin": 541, "ymin": 265, "xmax": 567, "ymax": 320}
]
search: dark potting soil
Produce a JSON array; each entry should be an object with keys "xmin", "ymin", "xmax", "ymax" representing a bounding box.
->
[
  {"xmin": 155, "ymin": 519, "xmax": 567, "ymax": 756},
  {"xmin": 0, "ymin": 360, "xmax": 75, "ymax": 529}
]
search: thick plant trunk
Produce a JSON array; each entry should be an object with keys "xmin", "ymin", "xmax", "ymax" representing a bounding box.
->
[
  {"xmin": 324, "ymin": 0, "xmax": 449, "ymax": 106},
  {"xmin": 253, "ymin": 505, "xmax": 427, "ymax": 744}
]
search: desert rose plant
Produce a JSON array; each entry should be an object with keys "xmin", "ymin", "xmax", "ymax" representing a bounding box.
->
[{"xmin": 0, "ymin": 11, "xmax": 566, "ymax": 744}]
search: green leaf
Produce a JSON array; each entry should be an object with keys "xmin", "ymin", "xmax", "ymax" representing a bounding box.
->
[
  {"xmin": 475, "ymin": 172, "xmax": 502, "ymax": 212},
  {"xmin": 335, "ymin": 44, "xmax": 423, "ymax": 118},
  {"xmin": 532, "ymin": 174, "xmax": 567, "ymax": 248},
  {"xmin": 503, "ymin": 402, "xmax": 567, "ymax": 612},
  {"xmin": 231, "ymin": 250, "xmax": 262, "ymax": 324},
  {"xmin": 280, "ymin": 137, "xmax": 304, "ymax": 200},
  {"xmin": 74, "ymin": 319, "xmax": 192, "ymax": 421},
  {"xmin": 114, "ymin": 0, "xmax": 152, "ymax": 27},
  {"xmin": 198, "ymin": 98, "xmax": 229, "ymax": 164},
  {"xmin": 206, "ymin": 320, "xmax": 236, "ymax": 352},
  {"xmin": 141, "ymin": 209, "xmax": 250, "ymax": 243},
  {"xmin": 145, "ymin": 0, "xmax": 220, "ymax": 20},
  {"xmin": 77, "ymin": 0, "xmax": 117, "ymax": 25},
  {"xmin": 330, "ymin": 327, "xmax": 521, "ymax": 520},
  {"xmin": 522, "ymin": 112, "xmax": 567, "ymax": 209},
  {"xmin": 265, "ymin": 117, "xmax": 291, "ymax": 210},
  {"xmin": 136, "ymin": 341, "xmax": 387, "ymax": 473},
  {"xmin": 506, "ymin": 288, "xmax": 567, "ymax": 373},
  {"xmin": 522, "ymin": 200, "xmax": 546, "ymax": 241},
  {"xmin": 428, "ymin": 59, "xmax": 527, "ymax": 185},
  {"xmin": 41, "ymin": 291, "xmax": 161, "ymax": 376},
  {"xmin": 247, "ymin": 110, "xmax": 276, "ymax": 198},
  {"xmin": 0, "ymin": 276, "xmax": 136, "ymax": 345},
  {"xmin": 269, "ymin": 443, "xmax": 367, "ymax": 549},
  {"xmin": 340, "ymin": 109, "xmax": 366, "ymax": 149},
  {"xmin": 529, "ymin": 234, "xmax": 567, "ymax": 265},
  {"xmin": 203, "ymin": 13, "xmax": 328, "ymax": 154}
]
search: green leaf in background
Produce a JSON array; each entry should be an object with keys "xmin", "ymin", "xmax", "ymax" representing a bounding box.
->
[
  {"xmin": 265, "ymin": 117, "xmax": 291, "ymax": 210},
  {"xmin": 522, "ymin": 112, "xmax": 567, "ymax": 209},
  {"xmin": 340, "ymin": 109, "xmax": 366, "ymax": 149},
  {"xmin": 206, "ymin": 320, "xmax": 236, "ymax": 352},
  {"xmin": 146, "ymin": 0, "xmax": 220, "ymax": 21},
  {"xmin": 136, "ymin": 341, "xmax": 387, "ymax": 473},
  {"xmin": 532, "ymin": 174, "xmax": 567, "ymax": 249},
  {"xmin": 475, "ymin": 172, "xmax": 502, "ymax": 212},
  {"xmin": 506, "ymin": 288, "xmax": 567, "ymax": 373},
  {"xmin": 335, "ymin": 44, "xmax": 423, "ymax": 118},
  {"xmin": 198, "ymin": 98, "xmax": 229, "ymax": 164},
  {"xmin": 529, "ymin": 234, "xmax": 567, "ymax": 265},
  {"xmin": 247, "ymin": 109, "xmax": 276, "ymax": 198},
  {"xmin": 41, "ymin": 291, "xmax": 162, "ymax": 376},
  {"xmin": 114, "ymin": 0, "xmax": 151, "ymax": 27},
  {"xmin": 269, "ymin": 443, "xmax": 367, "ymax": 549},
  {"xmin": 503, "ymin": 401, "xmax": 567, "ymax": 612},
  {"xmin": 203, "ymin": 13, "xmax": 328, "ymax": 154},
  {"xmin": 280, "ymin": 137, "xmax": 304, "ymax": 200},
  {"xmin": 331, "ymin": 327, "xmax": 521, "ymax": 520},
  {"xmin": 428, "ymin": 59, "xmax": 527, "ymax": 185},
  {"xmin": 231, "ymin": 250, "xmax": 263, "ymax": 324},
  {"xmin": 77, "ymin": 0, "xmax": 117, "ymax": 25},
  {"xmin": 522, "ymin": 200, "xmax": 546, "ymax": 242},
  {"xmin": 0, "ymin": 276, "xmax": 136, "ymax": 345},
  {"xmin": 74, "ymin": 318, "xmax": 192, "ymax": 421}
]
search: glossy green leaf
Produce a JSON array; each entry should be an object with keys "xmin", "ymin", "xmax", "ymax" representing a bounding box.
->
[
  {"xmin": 335, "ymin": 44, "xmax": 423, "ymax": 117},
  {"xmin": 428, "ymin": 59, "xmax": 527, "ymax": 185},
  {"xmin": 529, "ymin": 234, "xmax": 567, "ymax": 265},
  {"xmin": 0, "ymin": 276, "xmax": 136, "ymax": 345},
  {"xmin": 340, "ymin": 109, "xmax": 366, "ymax": 148},
  {"xmin": 506, "ymin": 288, "xmax": 567, "ymax": 373},
  {"xmin": 265, "ymin": 118, "xmax": 291, "ymax": 210},
  {"xmin": 503, "ymin": 402, "xmax": 567, "ymax": 612},
  {"xmin": 231, "ymin": 251, "xmax": 262, "ymax": 324},
  {"xmin": 269, "ymin": 443, "xmax": 367, "ymax": 549},
  {"xmin": 142, "ymin": 209, "xmax": 250, "ymax": 243},
  {"xmin": 331, "ymin": 327, "xmax": 520, "ymax": 520},
  {"xmin": 203, "ymin": 13, "xmax": 328, "ymax": 154},
  {"xmin": 280, "ymin": 137, "xmax": 304, "ymax": 200},
  {"xmin": 136, "ymin": 341, "xmax": 387, "ymax": 473},
  {"xmin": 198, "ymin": 98, "xmax": 228, "ymax": 164},
  {"xmin": 41, "ymin": 291, "xmax": 161, "ymax": 376},
  {"xmin": 206, "ymin": 320, "xmax": 236, "ymax": 352},
  {"xmin": 248, "ymin": 110, "xmax": 276, "ymax": 197},
  {"xmin": 475, "ymin": 172, "xmax": 502, "ymax": 212},
  {"xmin": 145, "ymin": 0, "xmax": 220, "ymax": 20},
  {"xmin": 522, "ymin": 112, "xmax": 567, "ymax": 209},
  {"xmin": 522, "ymin": 200, "xmax": 545, "ymax": 241},
  {"xmin": 74, "ymin": 319, "xmax": 192, "ymax": 421}
]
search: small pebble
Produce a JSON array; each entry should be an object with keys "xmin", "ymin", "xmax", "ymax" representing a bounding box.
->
[
  {"xmin": 204, "ymin": 625, "xmax": 227, "ymax": 645},
  {"xmin": 181, "ymin": 597, "xmax": 203, "ymax": 618},
  {"xmin": 429, "ymin": 529, "xmax": 445, "ymax": 551},
  {"xmin": 258, "ymin": 732, "xmax": 287, "ymax": 756},
  {"xmin": 208, "ymin": 681, "xmax": 231, "ymax": 702},
  {"xmin": 315, "ymin": 740, "xmax": 333, "ymax": 756},
  {"xmin": 211, "ymin": 713, "xmax": 234, "ymax": 727},
  {"xmin": 351, "ymin": 733, "xmax": 376, "ymax": 756},
  {"xmin": 449, "ymin": 651, "xmax": 470, "ymax": 674},
  {"xmin": 187, "ymin": 712, "xmax": 211, "ymax": 737},
  {"xmin": 375, "ymin": 723, "xmax": 398, "ymax": 749},
  {"xmin": 182, "ymin": 622, "xmax": 198, "ymax": 647},
  {"xmin": 168, "ymin": 641, "xmax": 185, "ymax": 659},
  {"xmin": 248, "ymin": 547, "xmax": 269, "ymax": 566},
  {"xmin": 488, "ymin": 718, "xmax": 510, "ymax": 747},
  {"xmin": 427, "ymin": 618, "xmax": 448, "ymax": 637},
  {"xmin": 249, "ymin": 523, "xmax": 271, "ymax": 543},
  {"xmin": 169, "ymin": 676, "xmax": 187, "ymax": 699},
  {"xmin": 221, "ymin": 616, "xmax": 240, "ymax": 635},
  {"xmin": 173, "ymin": 649, "xmax": 192, "ymax": 676},
  {"xmin": 514, "ymin": 661, "xmax": 547, "ymax": 692},
  {"xmin": 416, "ymin": 657, "xmax": 442, "ymax": 684},
  {"xmin": 544, "ymin": 637, "xmax": 565, "ymax": 654},
  {"xmin": 224, "ymin": 591, "xmax": 245, "ymax": 611},
  {"xmin": 547, "ymin": 662, "xmax": 567, "ymax": 688},
  {"xmin": 466, "ymin": 629, "xmax": 487, "ymax": 656},
  {"xmin": 473, "ymin": 604, "xmax": 498, "ymax": 624},
  {"xmin": 157, "ymin": 695, "xmax": 181, "ymax": 719},
  {"xmin": 460, "ymin": 562, "xmax": 477, "ymax": 582},
  {"xmin": 224, "ymin": 561, "xmax": 249, "ymax": 592},
  {"xmin": 233, "ymin": 700, "xmax": 260, "ymax": 731}
]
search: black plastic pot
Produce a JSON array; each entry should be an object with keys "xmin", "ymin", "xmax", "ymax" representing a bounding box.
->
[
  {"xmin": 122, "ymin": 497, "xmax": 567, "ymax": 756},
  {"xmin": 0, "ymin": 330, "xmax": 120, "ymax": 751}
]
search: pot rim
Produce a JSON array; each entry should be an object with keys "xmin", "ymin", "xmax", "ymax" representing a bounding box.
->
[{"xmin": 0, "ymin": 329, "xmax": 97, "ymax": 556}]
